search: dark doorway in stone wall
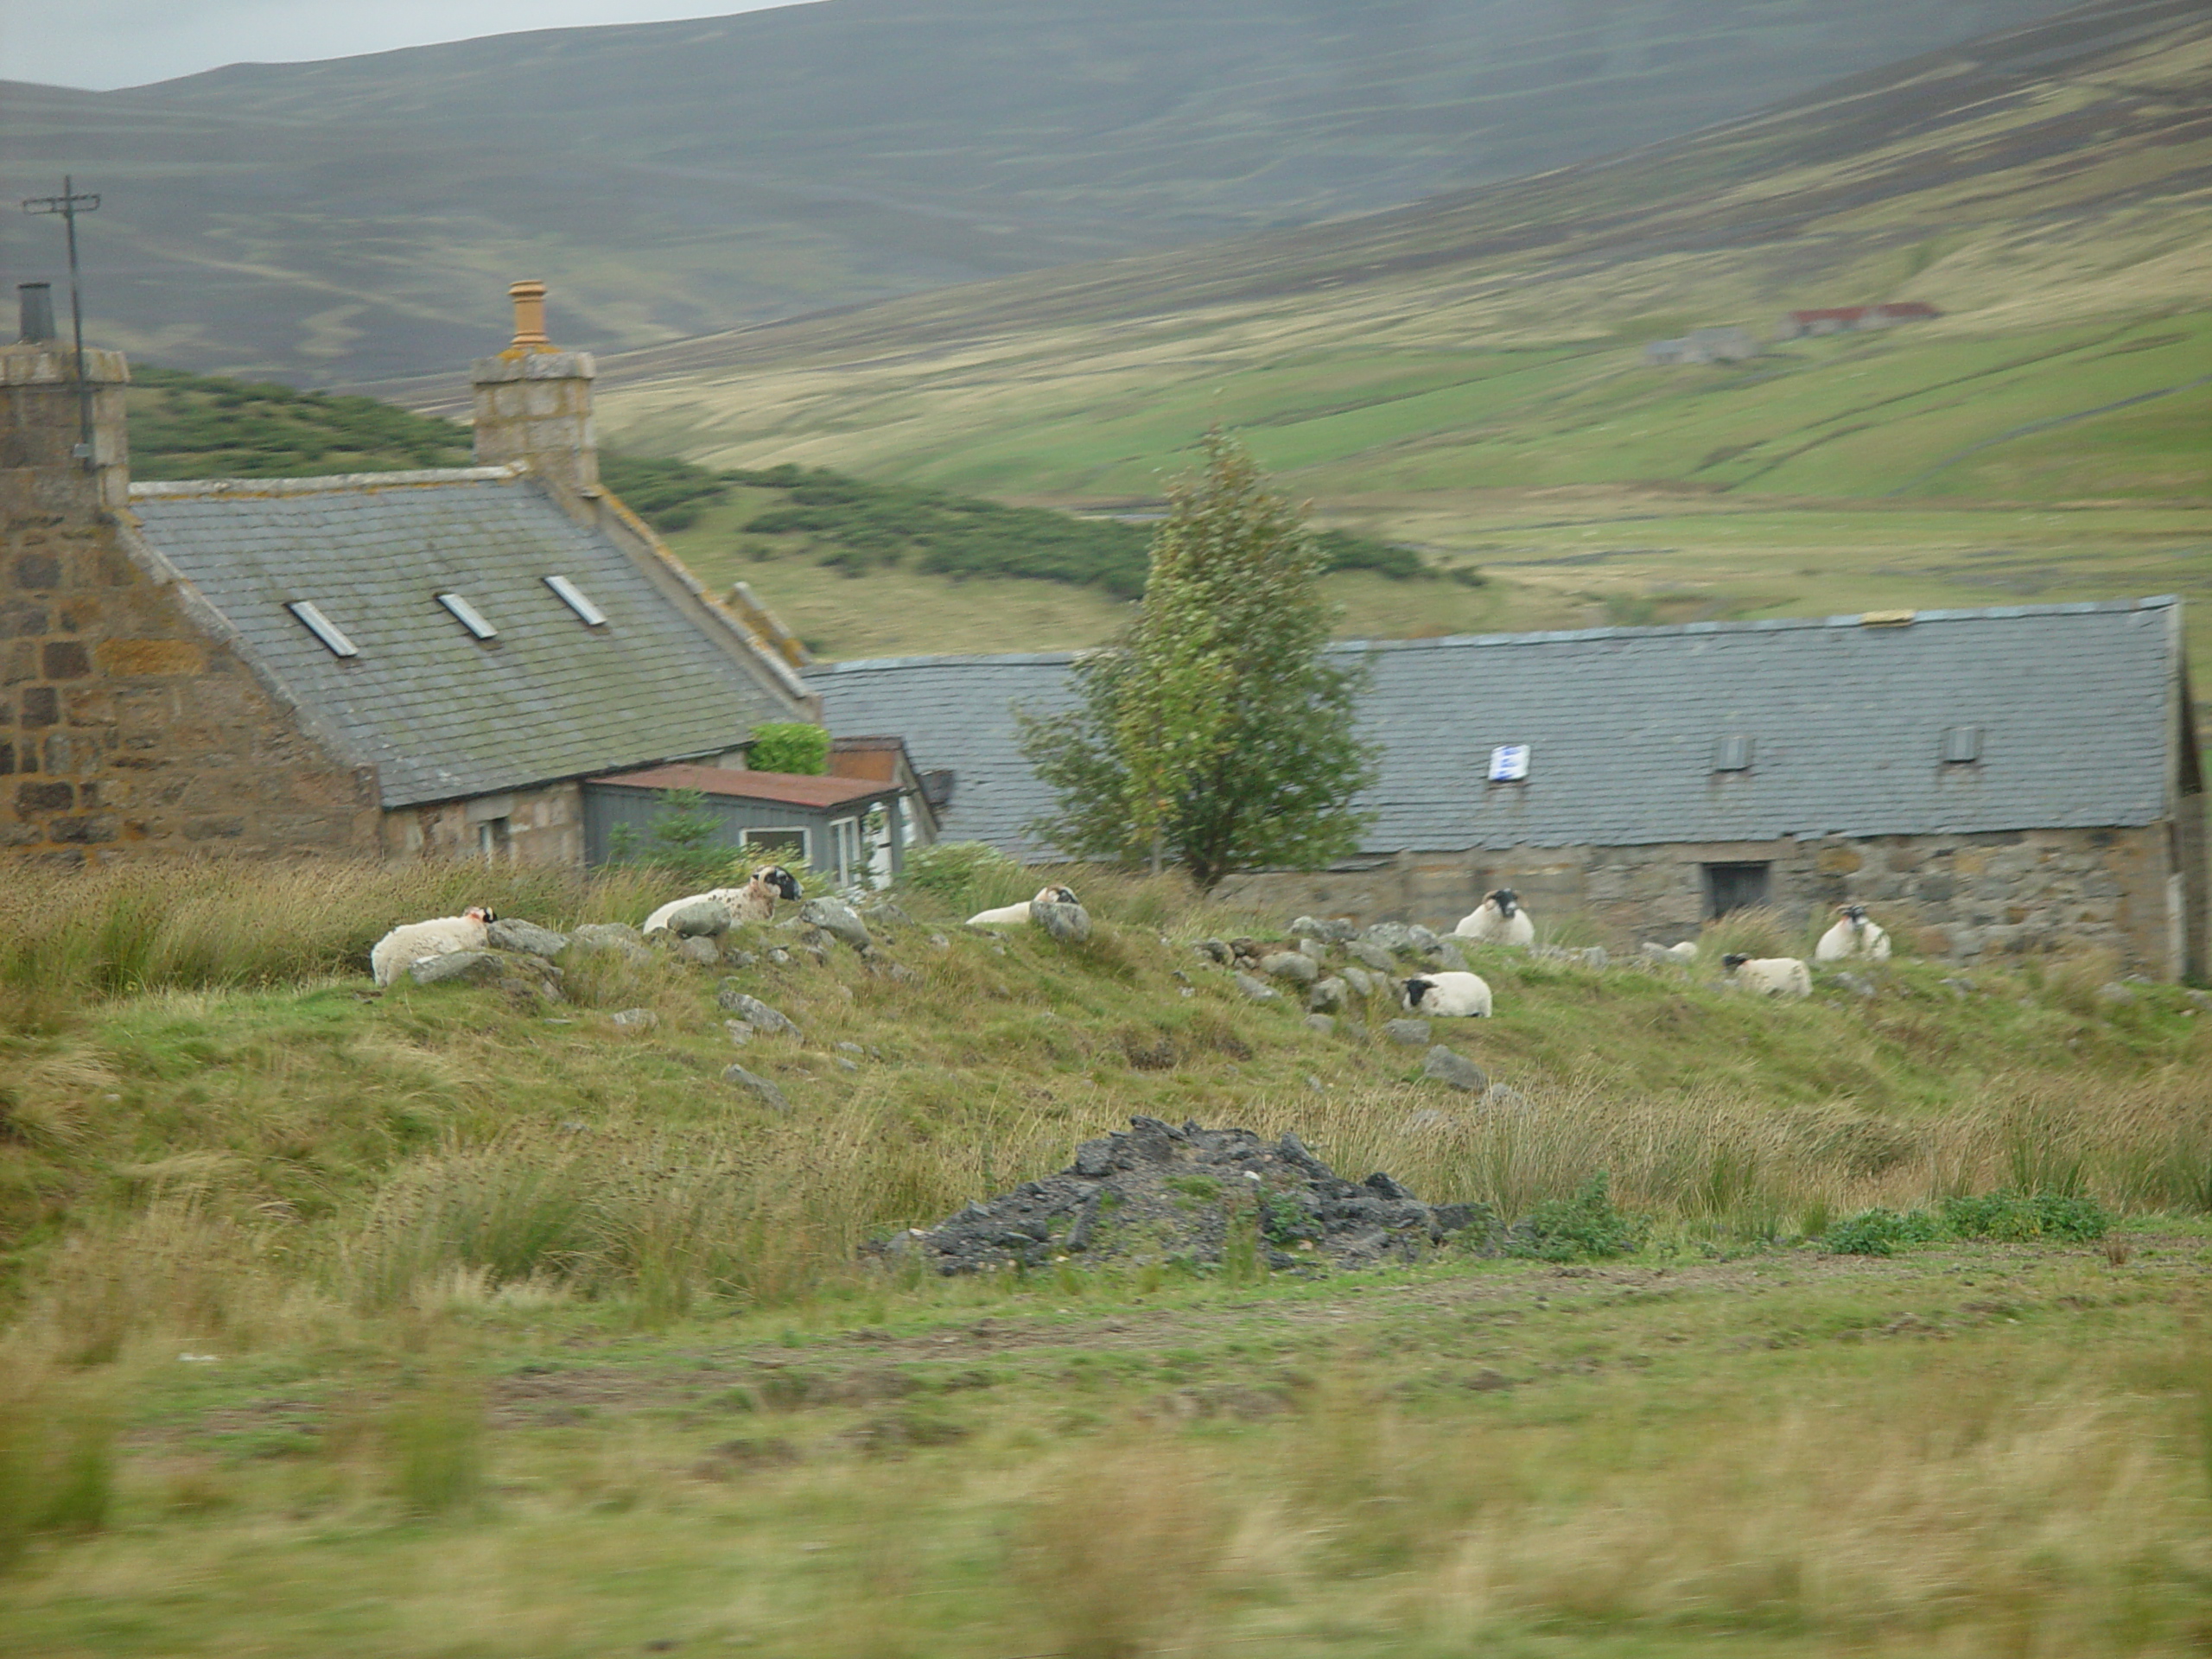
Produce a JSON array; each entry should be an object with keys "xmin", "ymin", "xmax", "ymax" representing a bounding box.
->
[{"xmin": 1704, "ymin": 861, "xmax": 1771, "ymax": 918}]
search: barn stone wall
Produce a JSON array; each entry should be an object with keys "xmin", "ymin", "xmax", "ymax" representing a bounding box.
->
[
  {"xmin": 1215, "ymin": 823, "xmax": 2190, "ymax": 977},
  {"xmin": 1, "ymin": 346, "xmax": 381, "ymax": 865},
  {"xmin": 380, "ymin": 782, "xmax": 583, "ymax": 866}
]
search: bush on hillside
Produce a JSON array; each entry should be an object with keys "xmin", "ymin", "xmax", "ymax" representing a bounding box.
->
[
  {"xmin": 747, "ymin": 723, "xmax": 830, "ymax": 776},
  {"xmin": 601, "ymin": 453, "xmax": 730, "ymax": 531},
  {"xmin": 1823, "ymin": 1206, "xmax": 1945, "ymax": 1256},
  {"xmin": 899, "ymin": 842, "xmax": 1025, "ymax": 915},
  {"xmin": 1505, "ymin": 1173, "xmax": 1649, "ymax": 1262}
]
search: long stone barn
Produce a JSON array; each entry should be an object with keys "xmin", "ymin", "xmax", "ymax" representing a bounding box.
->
[
  {"xmin": 2, "ymin": 283, "xmax": 820, "ymax": 864},
  {"xmin": 806, "ymin": 602, "xmax": 2208, "ymax": 980}
]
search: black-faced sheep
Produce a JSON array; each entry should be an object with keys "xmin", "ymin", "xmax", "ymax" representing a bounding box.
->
[
  {"xmin": 371, "ymin": 906, "xmax": 498, "ymax": 987},
  {"xmin": 968, "ymin": 885, "xmax": 1078, "ymax": 927},
  {"xmin": 1814, "ymin": 904, "xmax": 1891, "ymax": 963},
  {"xmin": 642, "ymin": 866, "xmax": 802, "ymax": 935},
  {"xmin": 1720, "ymin": 953, "xmax": 1812, "ymax": 999},
  {"xmin": 1402, "ymin": 970, "xmax": 1494, "ymax": 1017},
  {"xmin": 1454, "ymin": 888, "xmax": 1535, "ymax": 948}
]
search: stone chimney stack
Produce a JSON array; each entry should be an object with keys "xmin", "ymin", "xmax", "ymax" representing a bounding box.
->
[
  {"xmin": 0, "ymin": 335, "xmax": 130, "ymax": 518},
  {"xmin": 470, "ymin": 279, "xmax": 599, "ymax": 502}
]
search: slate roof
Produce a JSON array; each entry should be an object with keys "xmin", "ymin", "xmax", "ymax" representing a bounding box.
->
[
  {"xmin": 590, "ymin": 765, "xmax": 902, "ymax": 810},
  {"xmin": 804, "ymin": 599, "xmax": 2188, "ymax": 857},
  {"xmin": 130, "ymin": 470, "xmax": 804, "ymax": 808}
]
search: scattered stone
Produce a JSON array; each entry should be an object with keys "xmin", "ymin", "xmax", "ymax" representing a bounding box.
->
[
  {"xmin": 1306, "ymin": 1074, "xmax": 1328, "ymax": 1093},
  {"xmin": 1031, "ymin": 897, "xmax": 1093, "ymax": 943},
  {"xmin": 718, "ymin": 986, "xmax": 797, "ymax": 1034},
  {"xmin": 1346, "ymin": 940, "xmax": 1397, "ymax": 974},
  {"xmin": 1307, "ymin": 976, "xmax": 1347, "ymax": 1013},
  {"xmin": 835, "ymin": 1057, "xmax": 859, "ymax": 1072},
  {"xmin": 725, "ymin": 1020, "xmax": 753, "ymax": 1047},
  {"xmin": 879, "ymin": 1117, "xmax": 1501, "ymax": 1275},
  {"xmin": 722, "ymin": 1065, "xmax": 790, "ymax": 1110},
  {"xmin": 1384, "ymin": 1018, "xmax": 1432, "ymax": 1046},
  {"xmin": 406, "ymin": 950, "xmax": 507, "ymax": 988},
  {"xmin": 567, "ymin": 923, "xmax": 651, "ymax": 963},
  {"xmin": 1357, "ymin": 922, "xmax": 1424, "ymax": 955},
  {"xmin": 766, "ymin": 946, "xmax": 794, "ymax": 965},
  {"xmin": 1296, "ymin": 937, "xmax": 1327, "ymax": 962},
  {"xmin": 928, "ymin": 933, "xmax": 950, "ymax": 950},
  {"xmin": 1421, "ymin": 1046, "xmax": 1487, "ymax": 1092},
  {"xmin": 609, "ymin": 1007, "xmax": 658, "ymax": 1030},
  {"xmin": 1423, "ymin": 941, "xmax": 1471, "ymax": 973},
  {"xmin": 486, "ymin": 918, "xmax": 568, "ymax": 958},
  {"xmin": 859, "ymin": 899, "xmax": 915, "ymax": 931},
  {"xmin": 1403, "ymin": 1109, "xmax": 1459, "ymax": 1133},
  {"xmin": 661, "ymin": 899, "xmax": 733, "ymax": 939},
  {"xmin": 1288, "ymin": 916, "xmax": 1356, "ymax": 944},
  {"xmin": 1834, "ymin": 971, "xmax": 1878, "ymax": 999},
  {"xmin": 1234, "ymin": 972, "xmax": 1281, "ymax": 1002},
  {"xmin": 1259, "ymin": 951, "xmax": 1319, "ymax": 985},
  {"xmin": 837, "ymin": 1041, "xmax": 864, "ymax": 1054},
  {"xmin": 671, "ymin": 937, "xmax": 721, "ymax": 967},
  {"xmin": 1303, "ymin": 1013, "xmax": 1336, "ymax": 1036},
  {"xmin": 1480, "ymin": 1083, "xmax": 1529, "ymax": 1111},
  {"xmin": 1195, "ymin": 938, "xmax": 1232, "ymax": 965},
  {"xmin": 1340, "ymin": 965, "xmax": 1376, "ymax": 999},
  {"xmin": 800, "ymin": 898, "xmax": 872, "ymax": 950},
  {"xmin": 2095, "ymin": 982, "xmax": 2136, "ymax": 1005}
]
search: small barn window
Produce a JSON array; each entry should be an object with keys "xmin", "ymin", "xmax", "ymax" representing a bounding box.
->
[
  {"xmin": 1941, "ymin": 724, "xmax": 1982, "ymax": 764},
  {"xmin": 437, "ymin": 592, "xmax": 499, "ymax": 640},
  {"xmin": 1704, "ymin": 861, "xmax": 1771, "ymax": 917},
  {"xmin": 543, "ymin": 575, "xmax": 608, "ymax": 627},
  {"xmin": 1488, "ymin": 744, "xmax": 1530, "ymax": 782},
  {"xmin": 741, "ymin": 826, "xmax": 808, "ymax": 863},
  {"xmin": 1711, "ymin": 734, "xmax": 1755, "ymax": 772},
  {"xmin": 287, "ymin": 601, "xmax": 359, "ymax": 658}
]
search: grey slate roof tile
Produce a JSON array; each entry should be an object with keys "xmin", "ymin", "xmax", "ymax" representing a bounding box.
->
[
  {"xmin": 805, "ymin": 600, "xmax": 2183, "ymax": 857},
  {"xmin": 131, "ymin": 475, "xmax": 790, "ymax": 808}
]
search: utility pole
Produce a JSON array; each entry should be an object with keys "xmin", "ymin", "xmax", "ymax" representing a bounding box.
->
[{"xmin": 22, "ymin": 175, "xmax": 102, "ymax": 471}]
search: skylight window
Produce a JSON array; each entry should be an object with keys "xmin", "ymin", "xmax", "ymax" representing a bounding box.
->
[
  {"xmin": 437, "ymin": 591, "xmax": 499, "ymax": 640},
  {"xmin": 1941, "ymin": 724, "xmax": 1983, "ymax": 764},
  {"xmin": 1487, "ymin": 744, "xmax": 1530, "ymax": 782},
  {"xmin": 1711, "ymin": 734, "xmax": 1755, "ymax": 772},
  {"xmin": 543, "ymin": 575, "xmax": 608, "ymax": 627},
  {"xmin": 287, "ymin": 601, "xmax": 359, "ymax": 658}
]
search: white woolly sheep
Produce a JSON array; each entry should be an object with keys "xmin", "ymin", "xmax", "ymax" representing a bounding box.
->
[
  {"xmin": 1454, "ymin": 888, "xmax": 1535, "ymax": 948},
  {"xmin": 1401, "ymin": 970, "xmax": 1494, "ymax": 1018},
  {"xmin": 642, "ymin": 865, "xmax": 802, "ymax": 935},
  {"xmin": 967, "ymin": 885, "xmax": 1078, "ymax": 927},
  {"xmin": 1814, "ymin": 904, "xmax": 1891, "ymax": 963},
  {"xmin": 1720, "ymin": 953, "xmax": 1813, "ymax": 999},
  {"xmin": 371, "ymin": 906, "xmax": 497, "ymax": 988}
]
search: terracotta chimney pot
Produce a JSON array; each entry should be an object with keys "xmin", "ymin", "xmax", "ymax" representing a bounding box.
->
[{"xmin": 506, "ymin": 279, "xmax": 552, "ymax": 352}]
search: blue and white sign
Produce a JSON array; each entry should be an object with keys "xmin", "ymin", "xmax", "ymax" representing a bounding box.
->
[{"xmin": 1488, "ymin": 744, "xmax": 1530, "ymax": 782}]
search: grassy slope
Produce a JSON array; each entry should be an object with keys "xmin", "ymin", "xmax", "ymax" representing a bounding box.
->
[
  {"xmin": 3, "ymin": 1, "xmax": 2072, "ymax": 382},
  {"xmin": 596, "ymin": 2, "xmax": 2212, "ymax": 677},
  {"xmin": 0, "ymin": 863, "xmax": 2208, "ymax": 1653}
]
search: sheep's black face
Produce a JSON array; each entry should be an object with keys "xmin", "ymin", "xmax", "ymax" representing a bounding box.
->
[
  {"xmin": 465, "ymin": 906, "xmax": 498, "ymax": 925},
  {"xmin": 1049, "ymin": 887, "xmax": 1078, "ymax": 906},
  {"xmin": 1843, "ymin": 905, "xmax": 1868, "ymax": 924},
  {"xmin": 1721, "ymin": 953, "xmax": 1750, "ymax": 970},
  {"xmin": 760, "ymin": 867, "xmax": 801, "ymax": 902},
  {"xmin": 1403, "ymin": 976, "xmax": 1434, "ymax": 1008},
  {"xmin": 1491, "ymin": 888, "xmax": 1519, "ymax": 917}
]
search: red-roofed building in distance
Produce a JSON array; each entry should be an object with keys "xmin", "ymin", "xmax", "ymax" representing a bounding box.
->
[{"xmin": 1776, "ymin": 302, "xmax": 1942, "ymax": 339}]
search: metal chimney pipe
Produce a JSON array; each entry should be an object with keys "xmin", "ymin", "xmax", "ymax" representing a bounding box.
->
[{"xmin": 17, "ymin": 281, "xmax": 56, "ymax": 343}]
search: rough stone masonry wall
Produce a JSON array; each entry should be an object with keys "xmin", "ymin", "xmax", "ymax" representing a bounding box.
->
[
  {"xmin": 1215, "ymin": 823, "xmax": 2184, "ymax": 976},
  {"xmin": 380, "ymin": 782, "xmax": 583, "ymax": 866},
  {"xmin": 1, "ymin": 347, "xmax": 381, "ymax": 865}
]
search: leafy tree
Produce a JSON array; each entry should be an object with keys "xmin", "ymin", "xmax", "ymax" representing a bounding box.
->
[
  {"xmin": 748, "ymin": 723, "xmax": 830, "ymax": 776},
  {"xmin": 1016, "ymin": 431, "xmax": 1377, "ymax": 891},
  {"xmin": 603, "ymin": 789, "xmax": 739, "ymax": 882}
]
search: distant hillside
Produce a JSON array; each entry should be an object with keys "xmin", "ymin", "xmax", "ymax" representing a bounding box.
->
[
  {"xmin": 3, "ymin": 0, "xmax": 2075, "ymax": 381},
  {"xmin": 588, "ymin": 0, "xmax": 2212, "ymax": 504},
  {"xmin": 121, "ymin": 368, "xmax": 1424, "ymax": 603}
]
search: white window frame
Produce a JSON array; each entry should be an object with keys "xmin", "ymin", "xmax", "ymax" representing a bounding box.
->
[
  {"xmin": 740, "ymin": 826, "xmax": 809, "ymax": 865},
  {"xmin": 543, "ymin": 575, "xmax": 608, "ymax": 627},
  {"xmin": 830, "ymin": 816, "xmax": 861, "ymax": 889},
  {"xmin": 287, "ymin": 601, "xmax": 359, "ymax": 658},
  {"xmin": 437, "ymin": 591, "xmax": 499, "ymax": 640}
]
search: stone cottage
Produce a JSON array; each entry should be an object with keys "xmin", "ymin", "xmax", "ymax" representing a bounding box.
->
[
  {"xmin": 2, "ymin": 282, "xmax": 819, "ymax": 866},
  {"xmin": 806, "ymin": 602, "xmax": 2207, "ymax": 979}
]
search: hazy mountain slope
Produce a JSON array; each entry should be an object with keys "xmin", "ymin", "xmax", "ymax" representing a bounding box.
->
[
  {"xmin": 583, "ymin": 0, "xmax": 2212, "ymax": 503},
  {"xmin": 0, "ymin": 0, "xmax": 2076, "ymax": 381}
]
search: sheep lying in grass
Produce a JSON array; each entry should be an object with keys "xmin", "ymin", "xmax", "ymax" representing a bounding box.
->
[
  {"xmin": 1402, "ymin": 971, "xmax": 1493, "ymax": 1017},
  {"xmin": 1815, "ymin": 904, "xmax": 1891, "ymax": 963},
  {"xmin": 1454, "ymin": 888, "xmax": 1534, "ymax": 947},
  {"xmin": 642, "ymin": 866, "xmax": 802, "ymax": 935},
  {"xmin": 1721, "ymin": 953, "xmax": 1812, "ymax": 999},
  {"xmin": 371, "ymin": 906, "xmax": 497, "ymax": 987},
  {"xmin": 968, "ymin": 886, "xmax": 1079, "ymax": 927}
]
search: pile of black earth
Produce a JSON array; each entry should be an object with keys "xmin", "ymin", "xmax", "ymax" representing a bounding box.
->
[{"xmin": 880, "ymin": 1117, "xmax": 1499, "ymax": 1276}]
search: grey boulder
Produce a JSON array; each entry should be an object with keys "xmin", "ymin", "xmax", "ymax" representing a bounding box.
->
[
  {"xmin": 722, "ymin": 1065, "xmax": 790, "ymax": 1110},
  {"xmin": 662, "ymin": 899, "xmax": 733, "ymax": 939},
  {"xmin": 1031, "ymin": 898, "xmax": 1093, "ymax": 944},
  {"xmin": 801, "ymin": 898, "xmax": 873, "ymax": 950},
  {"xmin": 1384, "ymin": 1018, "xmax": 1432, "ymax": 1046},
  {"xmin": 407, "ymin": 950, "xmax": 505, "ymax": 988},
  {"xmin": 1259, "ymin": 951, "xmax": 1319, "ymax": 985},
  {"xmin": 1421, "ymin": 1046, "xmax": 1488, "ymax": 1093},
  {"xmin": 486, "ymin": 918, "xmax": 568, "ymax": 958},
  {"xmin": 718, "ymin": 986, "xmax": 797, "ymax": 1034},
  {"xmin": 1288, "ymin": 916, "xmax": 1356, "ymax": 944},
  {"xmin": 567, "ymin": 923, "xmax": 651, "ymax": 963},
  {"xmin": 1307, "ymin": 976, "xmax": 1347, "ymax": 1013},
  {"xmin": 1346, "ymin": 940, "xmax": 1397, "ymax": 974},
  {"xmin": 1233, "ymin": 972, "xmax": 1281, "ymax": 1002},
  {"xmin": 672, "ymin": 937, "xmax": 722, "ymax": 967}
]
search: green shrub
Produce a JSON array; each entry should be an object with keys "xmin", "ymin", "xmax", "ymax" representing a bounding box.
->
[
  {"xmin": 899, "ymin": 842, "xmax": 1024, "ymax": 914},
  {"xmin": 1824, "ymin": 1206, "xmax": 1943, "ymax": 1256},
  {"xmin": 1940, "ymin": 1191, "xmax": 2113, "ymax": 1243},
  {"xmin": 602, "ymin": 788, "xmax": 742, "ymax": 884},
  {"xmin": 748, "ymin": 723, "xmax": 831, "ymax": 776},
  {"xmin": 1506, "ymin": 1173, "xmax": 1648, "ymax": 1262}
]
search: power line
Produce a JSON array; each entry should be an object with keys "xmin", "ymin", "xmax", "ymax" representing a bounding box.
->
[{"xmin": 22, "ymin": 175, "xmax": 102, "ymax": 472}]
